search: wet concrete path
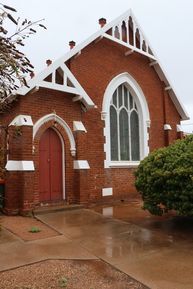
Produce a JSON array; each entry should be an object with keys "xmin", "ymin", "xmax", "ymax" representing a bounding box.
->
[
  {"xmin": 37, "ymin": 202, "xmax": 193, "ymax": 289},
  {"xmin": 1, "ymin": 202, "xmax": 193, "ymax": 289}
]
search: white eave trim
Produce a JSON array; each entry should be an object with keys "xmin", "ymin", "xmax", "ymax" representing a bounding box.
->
[
  {"xmin": 103, "ymin": 33, "xmax": 156, "ymax": 60},
  {"xmin": 128, "ymin": 12, "xmax": 189, "ymax": 121},
  {"xmin": 17, "ymin": 63, "xmax": 95, "ymax": 109},
  {"xmin": 15, "ymin": 9, "xmax": 188, "ymax": 120},
  {"xmin": 62, "ymin": 9, "xmax": 189, "ymax": 121},
  {"xmin": 151, "ymin": 63, "xmax": 189, "ymax": 120}
]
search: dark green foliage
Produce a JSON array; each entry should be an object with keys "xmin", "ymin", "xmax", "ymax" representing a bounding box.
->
[
  {"xmin": 0, "ymin": 193, "xmax": 3, "ymax": 208},
  {"xmin": 135, "ymin": 135, "xmax": 193, "ymax": 216}
]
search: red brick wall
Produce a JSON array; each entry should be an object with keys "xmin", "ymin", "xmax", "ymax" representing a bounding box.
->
[
  {"xmin": 69, "ymin": 38, "xmax": 181, "ymax": 202},
  {"xmin": 0, "ymin": 37, "xmax": 182, "ymax": 213}
]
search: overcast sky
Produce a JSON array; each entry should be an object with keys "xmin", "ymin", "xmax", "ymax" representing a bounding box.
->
[{"xmin": 7, "ymin": 0, "xmax": 193, "ymax": 131}]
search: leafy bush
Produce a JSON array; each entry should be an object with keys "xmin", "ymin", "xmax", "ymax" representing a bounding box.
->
[
  {"xmin": 0, "ymin": 192, "xmax": 4, "ymax": 208},
  {"xmin": 135, "ymin": 135, "xmax": 193, "ymax": 216}
]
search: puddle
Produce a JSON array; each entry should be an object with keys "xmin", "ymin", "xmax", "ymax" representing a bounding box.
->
[{"xmin": 93, "ymin": 201, "xmax": 193, "ymax": 243}]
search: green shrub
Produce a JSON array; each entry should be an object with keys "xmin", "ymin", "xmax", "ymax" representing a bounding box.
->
[
  {"xmin": 58, "ymin": 276, "xmax": 68, "ymax": 288},
  {"xmin": 135, "ymin": 135, "xmax": 193, "ymax": 216},
  {"xmin": 0, "ymin": 194, "xmax": 3, "ymax": 209},
  {"xmin": 29, "ymin": 226, "xmax": 41, "ymax": 233}
]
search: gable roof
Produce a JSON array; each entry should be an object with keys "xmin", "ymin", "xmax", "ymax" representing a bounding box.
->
[
  {"xmin": 17, "ymin": 61, "xmax": 95, "ymax": 109},
  {"xmin": 17, "ymin": 9, "xmax": 189, "ymax": 120}
]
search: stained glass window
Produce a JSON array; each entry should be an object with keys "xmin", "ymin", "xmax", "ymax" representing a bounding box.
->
[
  {"xmin": 130, "ymin": 110, "xmax": 140, "ymax": 160},
  {"xmin": 110, "ymin": 84, "xmax": 140, "ymax": 161},
  {"xmin": 110, "ymin": 106, "xmax": 118, "ymax": 160}
]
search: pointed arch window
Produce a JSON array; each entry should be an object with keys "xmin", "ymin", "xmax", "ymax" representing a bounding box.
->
[{"xmin": 110, "ymin": 84, "xmax": 140, "ymax": 161}]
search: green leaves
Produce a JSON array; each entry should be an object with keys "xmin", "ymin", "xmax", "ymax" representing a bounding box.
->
[
  {"xmin": 29, "ymin": 226, "xmax": 41, "ymax": 233},
  {"xmin": 135, "ymin": 135, "xmax": 193, "ymax": 216}
]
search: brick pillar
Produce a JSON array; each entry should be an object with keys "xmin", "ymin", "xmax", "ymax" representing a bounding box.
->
[
  {"xmin": 78, "ymin": 170, "xmax": 89, "ymax": 204},
  {"xmin": 176, "ymin": 125, "xmax": 184, "ymax": 140},
  {"xmin": 177, "ymin": 131, "xmax": 183, "ymax": 140},
  {"xmin": 4, "ymin": 116, "xmax": 34, "ymax": 215},
  {"xmin": 164, "ymin": 124, "xmax": 172, "ymax": 146},
  {"xmin": 73, "ymin": 122, "xmax": 90, "ymax": 204},
  {"xmin": 4, "ymin": 171, "xmax": 22, "ymax": 215},
  {"xmin": 72, "ymin": 169, "xmax": 89, "ymax": 204}
]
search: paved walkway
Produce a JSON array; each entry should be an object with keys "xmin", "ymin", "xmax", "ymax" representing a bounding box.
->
[
  {"xmin": 0, "ymin": 220, "xmax": 96, "ymax": 271},
  {"xmin": 1, "ymin": 207, "xmax": 193, "ymax": 289}
]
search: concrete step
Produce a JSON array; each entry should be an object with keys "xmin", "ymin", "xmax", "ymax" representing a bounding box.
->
[{"xmin": 33, "ymin": 204, "xmax": 84, "ymax": 215}]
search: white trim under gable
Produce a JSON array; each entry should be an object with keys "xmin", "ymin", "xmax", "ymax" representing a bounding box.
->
[
  {"xmin": 130, "ymin": 11, "xmax": 189, "ymax": 121},
  {"xmin": 103, "ymin": 33, "xmax": 156, "ymax": 60},
  {"xmin": 102, "ymin": 72, "xmax": 150, "ymax": 168},
  {"xmin": 17, "ymin": 62, "xmax": 95, "ymax": 109},
  {"xmin": 15, "ymin": 9, "xmax": 188, "ymax": 120}
]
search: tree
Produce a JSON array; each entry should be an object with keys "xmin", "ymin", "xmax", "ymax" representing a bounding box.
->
[
  {"xmin": 135, "ymin": 135, "xmax": 193, "ymax": 216},
  {"xmin": 0, "ymin": 4, "xmax": 46, "ymax": 209},
  {"xmin": 0, "ymin": 3, "xmax": 46, "ymax": 112}
]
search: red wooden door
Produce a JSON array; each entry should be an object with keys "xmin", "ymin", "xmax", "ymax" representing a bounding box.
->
[{"xmin": 39, "ymin": 128, "xmax": 63, "ymax": 202}]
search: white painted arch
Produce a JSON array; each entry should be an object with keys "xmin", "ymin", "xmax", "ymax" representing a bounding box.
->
[
  {"xmin": 33, "ymin": 113, "xmax": 76, "ymax": 156},
  {"xmin": 102, "ymin": 72, "xmax": 150, "ymax": 168}
]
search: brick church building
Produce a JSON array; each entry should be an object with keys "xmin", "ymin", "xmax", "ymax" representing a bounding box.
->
[{"xmin": 0, "ymin": 10, "xmax": 188, "ymax": 214}]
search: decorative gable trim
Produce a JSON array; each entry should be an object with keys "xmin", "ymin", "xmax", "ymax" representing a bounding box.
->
[
  {"xmin": 15, "ymin": 9, "xmax": 188, "ymax": 120},
  {"xmin": 17, "ymin": 63, "xmax": 95, "ymax": 109},
  {"xmin": 102, "ymin": 10, "xmax": 156, "ymax": 60},
  {"xmin": 51, "ymin": 9, "xmax": 156, "ymax": 65}
]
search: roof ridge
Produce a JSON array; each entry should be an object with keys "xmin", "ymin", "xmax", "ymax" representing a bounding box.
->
[{"xmin": 16, "ymin": 9, "xmax": 189, "ymax": 119}]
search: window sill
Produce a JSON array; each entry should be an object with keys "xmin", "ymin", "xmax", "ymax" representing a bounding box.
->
[{"xmin": 108, "ymin": 161, "xmax": 140, "ymax": 168}]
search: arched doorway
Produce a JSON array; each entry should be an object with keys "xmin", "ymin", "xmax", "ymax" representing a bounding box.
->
[{"xmin": 39, "ymin": 128, "xmax": 63, "ymax": 202}]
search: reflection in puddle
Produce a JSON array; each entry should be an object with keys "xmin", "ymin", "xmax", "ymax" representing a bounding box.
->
[
  {"xmin": 94, "ymin": 201, "xmax": 193, "ymax": 243},
  {"xmin": 102, "ymin": 207, "xmax": 113, "ymax": 217},
  {"xmin": 140, "ymin": 228, "xmax": 152, "ymax": 242}
]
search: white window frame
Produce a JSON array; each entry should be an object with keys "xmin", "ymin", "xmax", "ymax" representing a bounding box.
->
[{"xmin": 102, "ymin": 72, "xmax": 150, "ymax": 168}]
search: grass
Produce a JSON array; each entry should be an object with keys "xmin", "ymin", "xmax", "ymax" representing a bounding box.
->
[
  {"xmin": 28, "ymin": 226, "xmax": 41, "ymax": 233},
  {"xmin": 58, "ymin": 276, "xmax": 68, "ymax": 288}
]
